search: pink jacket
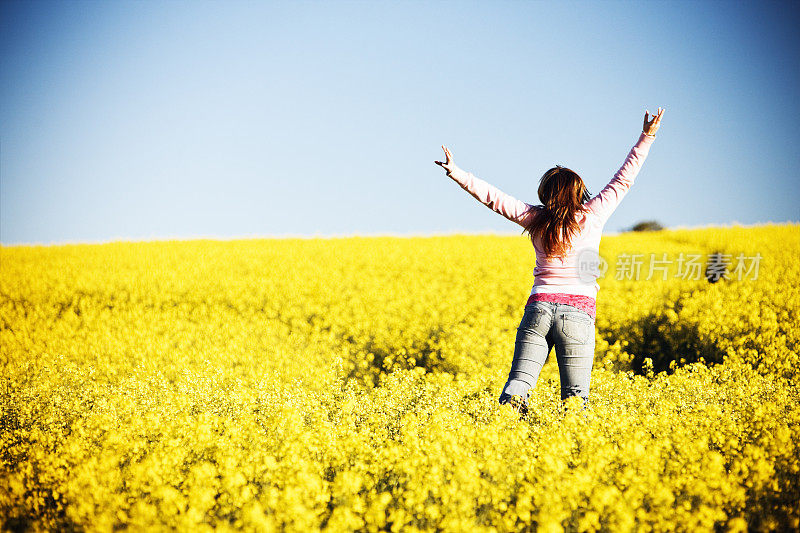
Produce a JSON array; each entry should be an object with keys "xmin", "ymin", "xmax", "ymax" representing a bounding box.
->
[{"xmin": 447, "ymin": 132, "xmax": 656, "ymax": 299}]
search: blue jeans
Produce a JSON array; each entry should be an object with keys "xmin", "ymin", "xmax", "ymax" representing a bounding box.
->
[{"xmin": 499, "ymin": 300, "xmax": 596, "ymax": 409}]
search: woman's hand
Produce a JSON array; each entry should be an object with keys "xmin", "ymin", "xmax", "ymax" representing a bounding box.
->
[
  {"xmin": 643, "ymin": 107, "xmax": 664, "ymax": 136},
  {"xmin": 434, "ymin": 145, "xmax": 457, "ymax": 174}
]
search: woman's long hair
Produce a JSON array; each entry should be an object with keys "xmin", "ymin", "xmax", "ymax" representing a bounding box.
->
[{"xmin": 521, "ymin": 165, "xmax": 592, "ymax": 259}]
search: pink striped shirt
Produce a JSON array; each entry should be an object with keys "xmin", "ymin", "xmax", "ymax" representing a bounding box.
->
[{"xmin": 446, "ymin": 131, "xmax": 656, "ymax": 312}]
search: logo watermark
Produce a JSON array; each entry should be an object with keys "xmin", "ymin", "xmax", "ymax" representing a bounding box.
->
[
  {"xmin": 572, "ymin": 250, "xmax": 762, "ymax": 281},
  {"xmin": 576, "ymin": 248, "xmax": 609, "ymax": 283}
]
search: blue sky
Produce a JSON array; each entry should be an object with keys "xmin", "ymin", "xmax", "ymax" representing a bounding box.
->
[{"xmin": 1, "ymin": 0, "xmax": 798, "ymax": 245}]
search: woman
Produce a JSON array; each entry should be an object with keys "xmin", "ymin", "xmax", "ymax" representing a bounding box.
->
[{"xmin": 434, "ymin": 108, "xmax": 664, "ymax": 416}]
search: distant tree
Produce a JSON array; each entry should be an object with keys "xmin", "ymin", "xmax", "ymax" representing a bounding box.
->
[{"xmin": 630, "ymin": 220, "xmax": 664, "ymax": 232}]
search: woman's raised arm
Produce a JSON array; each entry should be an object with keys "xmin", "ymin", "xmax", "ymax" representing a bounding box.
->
[
  {"xmin": 435, "ymin": 145, "xmax": 533, "ymax": 228},
  {"xmin": 584, "ymin": 108, "xmax": 664, "ymax": 224}
]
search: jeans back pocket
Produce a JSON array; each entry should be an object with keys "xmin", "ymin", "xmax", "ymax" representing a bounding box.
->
[
  {"xmin": 519, "ymin": 307, "xmax": 542, "ymax": 330},
  {"xmin": 561, "ymin": 314, "xmax": 593, "ymax": 343}
]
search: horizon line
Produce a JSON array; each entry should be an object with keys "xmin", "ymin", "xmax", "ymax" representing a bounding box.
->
[{"xmin": 1, "ymin": 220, "xmax": 797, "ymax": 248}]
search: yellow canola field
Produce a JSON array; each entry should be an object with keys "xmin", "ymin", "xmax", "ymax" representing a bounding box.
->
[{"xmin": 1, "ymin": 223, "xmax": 798, "ymax": 532}]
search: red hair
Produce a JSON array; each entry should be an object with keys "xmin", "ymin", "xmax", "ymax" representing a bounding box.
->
[{"xmin": 521, "ymin": 165, "xmax": 591, "ymax": 258}]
